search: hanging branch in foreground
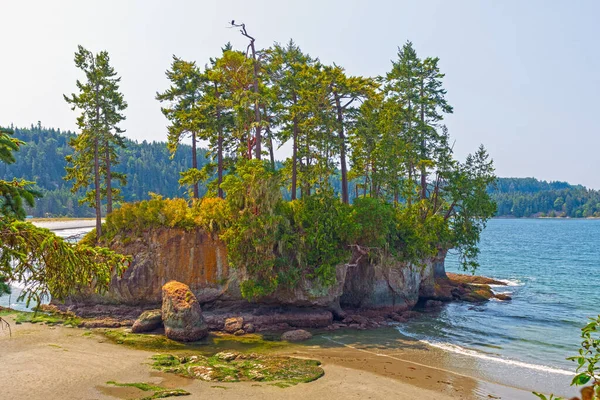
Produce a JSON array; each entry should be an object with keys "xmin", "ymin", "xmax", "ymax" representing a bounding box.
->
[{"xmin": 0, "ymin": 220, "xmax": 130, "ymax": 308}]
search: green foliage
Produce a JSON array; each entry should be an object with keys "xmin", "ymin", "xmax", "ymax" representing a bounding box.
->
[
  {"xmin": 1, "ymin": 221, "xmax": 129, "ymax": 306},
  {"xmin": 566, "ymin": 316, "xmax": 600, "ymax": 395},
  {"xmin": 0, "ymin": 127, "xmax": 41, "ymax": 220},
  {"xmin": 0, "ymin": 125, "xmax": 130, "ymax": 308},
  {"xmin": 64, "ymin": 45, "xmax": 128, "ymax": 238},
  {"xmin": 99, "ymin": 194, "xmax": 197, "ymax": 242},
  {"xmin": 350, "ymin": 197, "xmax": 395, "ymax": 248},
  {"xmin": 0, "ymin": 275, "xmax": 10, "ymax": 297},
  {"xmin": 220, "ymin": 160, "xmax": 283, "ymax": 298},
  {"xmin": 286, "ymin": 191, "xmax": 354, "ymax": 286},
  {"xmin": 533, "ymin": 315, "xmax": 600, "ymax": 400}
]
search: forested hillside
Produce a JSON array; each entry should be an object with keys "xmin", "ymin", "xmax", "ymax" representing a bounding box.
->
[
  {"xmin": 0, "ymin": 124, "xmax": 209, "ymax": 217},
  {"xmin": 491, "ymin": 177, "xmax": 600, "ymax": 218}
]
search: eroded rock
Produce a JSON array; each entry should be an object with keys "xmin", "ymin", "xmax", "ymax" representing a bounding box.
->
[{"xmin": 162, "ymin": 281, "xmax": 207, "ymax": 342}]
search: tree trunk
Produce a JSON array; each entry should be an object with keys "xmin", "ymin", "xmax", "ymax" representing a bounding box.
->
[
  {"xmin": 94, "ymin": 83, "xmax": 102, "ymax": 241},
  {"xmin": 420, "ymin": 81, "xmax": 427, "ymax": 200},
  {"xmin": 262, "ymin": 105, "xmax": 275, "ymax": 170},
  {"xmin": 214, "ymin": 83, "xmax": 224, "ymax": 199},
  {"xmin": 191, "ymin": 131, "xmax": 199, "ymax": 199},
  {"xmin": 105, "ymin": 142, "xmax": 112, "ymax": 215},
  {"xmin": 249, "ymin": 42, "xmax": 261, "ymax": 160},
  {"xmin": 334, "ymin": 92, "xmax": 349, "ymax": 204},
  {"xmin": 93, "ymin": 136, "xmax": 102, "ymax": 240},
  {"xmin": 291, "ymin": 93, "xmax": 299, "ymax": 200}
]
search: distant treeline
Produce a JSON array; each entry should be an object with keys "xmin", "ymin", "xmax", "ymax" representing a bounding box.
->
[
  {"xmin": 0, "ymin": 124, "xmax": 210, "ymax": 217},
  {"xmin": 490, "ymin": 177, "xmax": 600, "ymax": 218}
]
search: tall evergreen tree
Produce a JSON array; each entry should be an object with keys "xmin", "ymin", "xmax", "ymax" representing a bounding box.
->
[
  {"xmin": 97, "ymin": 54, "xmax": 128, "ymax": 214},
  {"xmin": 156, "ymin": 57, "xmax": 205, "ymax": 198},
  {"xmin": 64, "ymin": 45, "xmax": 124, "ymax": 240}
]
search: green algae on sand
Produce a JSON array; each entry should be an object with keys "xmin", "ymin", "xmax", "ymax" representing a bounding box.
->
[
  {"xmin": 151, "ymin": 352, "xmax": 324, "ymax": 387},
  {"xmin": 102, "ymin": 329, "xmax": 289, "ymax": 353},
  {"xmin": 106, "ymin": 381, "xmax": 190, "ymax": 399}
]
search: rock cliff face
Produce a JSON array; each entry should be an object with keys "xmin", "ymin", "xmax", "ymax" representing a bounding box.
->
[
  {"xmin": 78, "ymin": 227, "xmax": 440, "ymax": 312},
  {"xmin": 340, "ymin": 252, "xmax": 428, "ymax": 312},
  {"xmin": 93, "ymin": 228, "xmax": 235, "ymax": 305}
]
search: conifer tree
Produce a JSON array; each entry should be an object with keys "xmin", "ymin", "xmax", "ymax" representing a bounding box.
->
[
  {"xmin": 97, "ymin": 54, "xmax": 128, "ymax": 214},
  {"xmin": 156, "ymin": 57, "xmax": 204, "ymax": 198},
  {"xmin": 267, "ymin": 41, "xmax": 313, "ymax": 199},
  {"xmin": 64, "ymin": 46, "xmax": 113, "ymax": 239}
]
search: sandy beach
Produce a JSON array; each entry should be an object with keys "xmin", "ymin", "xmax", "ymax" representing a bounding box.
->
[{"xmin": 0, "ymin": 314, "xmax": 535, "ymax": 400}]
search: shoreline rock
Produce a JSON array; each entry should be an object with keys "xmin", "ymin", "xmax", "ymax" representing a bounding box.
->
[{"xmin": 162, "ymin": 281, "xmax": 208, "ymax": 342}]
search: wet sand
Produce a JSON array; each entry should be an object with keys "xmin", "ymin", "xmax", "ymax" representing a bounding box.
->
[{"xmin": 0, "ymin": 316, "xmax": 534, "ymax": 400}]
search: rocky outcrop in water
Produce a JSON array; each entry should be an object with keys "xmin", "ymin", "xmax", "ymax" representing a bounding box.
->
[
  {"xmin": 162, "ymin": 281, "xmax": 208, "ymax": 341},
  {"xmin": 64, "ymin": 227, "xmax": 464, "ymax": 324}
]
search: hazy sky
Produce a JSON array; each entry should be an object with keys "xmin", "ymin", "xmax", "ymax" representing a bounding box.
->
[{"xmin": 2, "ymin": 0, "xmax": 599, "ymax": 187}]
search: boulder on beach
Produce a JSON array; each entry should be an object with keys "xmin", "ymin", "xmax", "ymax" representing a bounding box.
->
[
  {"xmin": 162, "ymin": 281, "xmax": 208, "ymax": 342},
  {"xmin": 224, "ymin": 317, "xmax": 243, "ymax": 333},
  {"xmin": 131, "ymin": 309, "xmax": 162, "ymax": 333},
  {"xmin": 281, "ymin": 329, "xmax": 312, "ymax": 342}
]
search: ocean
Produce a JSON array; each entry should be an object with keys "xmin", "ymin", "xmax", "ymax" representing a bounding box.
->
[{"xmin": 395, "ymin": 218, "xmax": 600, "ymax": 396}]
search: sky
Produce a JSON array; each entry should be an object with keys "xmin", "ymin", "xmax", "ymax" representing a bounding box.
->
[{"xmin": 2, "ymin": 0, "xmax": 600, "ymax": 188}]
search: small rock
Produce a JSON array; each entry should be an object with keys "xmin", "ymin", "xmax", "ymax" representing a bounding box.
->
[
  {"xmin": 495, "ymin": 293, "xmax": 512, "ymax": 301},
  {"xmin": 188, "ymin": 365, "xmax": 214, "ymax": 381},
  {"xmin": 131, "ymin": 309, "xmax": 162, "ymax": 333},
  {"xmin": 390, "ymin": 313, "xmax": 408, "ymax": 323},
  {"xmin": 243, "ymin": 323, "xmax": 255, "ymax": 333},
  {"xmin": 224, "ymin": 317, "xmax": 244, "ymax": 333},
  {"xmin": 424, "ymin": 300, "xmax": 443, "ymax": 309},
  {"xmin": 215, "ymin": 351, "xmax": 239, "ymax": 361},
  {"xmin": 401, "ymin": 311, "xmax": 421, "ymax": 319},
  {"xmin": 234, "ymin": 329, "xmax": 245, "ymax": 336},
  {"xmin": 348, "ymin": 323, "xmax": 360, "ymax": 329},
  {"xmin": 281, "ymin": 329, "xmax": 313, "ymax": 342}
]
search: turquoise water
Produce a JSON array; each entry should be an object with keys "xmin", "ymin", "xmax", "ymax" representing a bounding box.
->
[{"xmin": 397, "ymin": 218, "xmax": 600, "ymax": 394}]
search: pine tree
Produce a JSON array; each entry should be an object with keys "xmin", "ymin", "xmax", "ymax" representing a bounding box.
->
[
  {"xmin": 97, "ymin": 53, "xmax": 128, "ymax": 214},
  {"xmin": 64, "ymin": 46, "xmax": 108, "ymax": 239},
  {"xmin": 156, "ymin": 56, "xmax": 205, "ymax": 198},
  {"xmin": 267, "ymin": 41, "xmax": 313, "ymax": 199}
]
